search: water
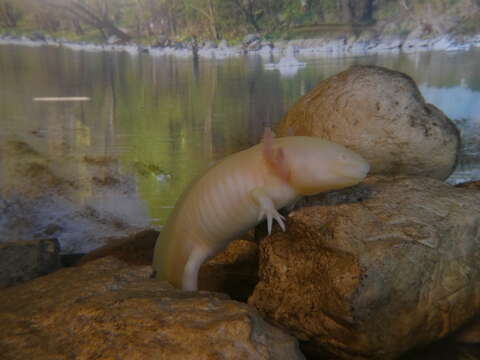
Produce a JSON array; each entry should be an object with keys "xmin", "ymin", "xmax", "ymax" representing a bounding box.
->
[
  {"xmin": 0, "ymin": 44, "xmax": 479, "ymax": 231},
  {"xmin": 1, "ymin": 43, "xmax": 480, "ymax": 357}
]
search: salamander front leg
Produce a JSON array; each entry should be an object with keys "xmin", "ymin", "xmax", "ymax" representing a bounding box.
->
[{"xmin": 250, "ymin": 188, "xmax": 286, "ymax": 235}]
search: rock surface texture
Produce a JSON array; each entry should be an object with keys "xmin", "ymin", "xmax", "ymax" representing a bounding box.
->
[
  {"xmin": 277, "ymin": 65, "xmax": 460, "ymax": 180},
  {"xmin": 0, "ymin": 238, "xmax": 60, "ymax": 288},
  {"xmin": 249, "ymin": 176, "xmax": 480, "ymax": 359},
  {"xmin": 198, "ymin": 239, "xmax": 259, "ymax": 302},
  {"xmin": 77, "ymin": 233, "xmax": 259, "ymax": 302},
  {"xmin": 0, "ymin": 257, "xmax": 303, "ymax": 360}
]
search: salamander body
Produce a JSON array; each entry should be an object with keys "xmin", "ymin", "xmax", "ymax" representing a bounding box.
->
[{"xmin": 153, "ymin": 130, "xmax": 369, "ymax": 290}]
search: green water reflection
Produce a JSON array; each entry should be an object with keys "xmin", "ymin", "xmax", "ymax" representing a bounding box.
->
[{"xmin": 0, "ymin": 45, "xmax": 479, "ymax": 225}]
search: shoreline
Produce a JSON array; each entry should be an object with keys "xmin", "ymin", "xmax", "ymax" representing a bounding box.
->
[{"xmin": 1, "ymin": 32, "xmax": 480, "ymax": 60}]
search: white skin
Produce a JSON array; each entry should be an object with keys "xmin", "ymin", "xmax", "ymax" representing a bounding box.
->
[{"xmin": 153, "ymin": 129, "xmax": 370, "ymax": 291}]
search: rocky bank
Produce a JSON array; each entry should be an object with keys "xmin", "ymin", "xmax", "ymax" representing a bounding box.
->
[{"xmin": 1, "ymin": 30, "xmax": 479, "ymax": 60}]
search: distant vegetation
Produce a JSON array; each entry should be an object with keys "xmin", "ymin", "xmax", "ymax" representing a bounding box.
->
[{"xmin": 0, "ymin": 0, "xmax": 479, "ymax": 44}]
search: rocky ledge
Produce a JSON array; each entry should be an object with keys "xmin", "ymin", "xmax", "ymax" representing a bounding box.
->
[
  {"xmin": 1, "ymin": 31, "xmax": 479, "ymax": 59},
  {"xmin": 0, "ymin": 256, "xmax": 304, "ymax": 360}
]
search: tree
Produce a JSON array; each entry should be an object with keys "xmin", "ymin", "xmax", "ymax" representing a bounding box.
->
[
  {"xmin": 228, "ymin": 0, "xmax": 264, "ymax": 32},
  {"xmin": 184, "ymin": 0, "xmax": 221, "ymax": 40},
  {"xmin": 339, "ymin": 0, "xmax": 375, "ymax": 24},
  {"xmin": 0, "ymin": 0, "xmax": 22, "ymax": 28},
  {"xmin": 45, "ymin": 0, "xmax": 131, "ymax": 41}
]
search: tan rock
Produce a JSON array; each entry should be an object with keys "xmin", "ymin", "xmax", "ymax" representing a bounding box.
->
[
  {"xmin": 78, "ymin": 232, "xmax": 259, "ymax": 302},
  {"xmin": 0, "ymin": 257, "xmax": 304, "ymax": 360},
  {"xmin": 76, "ymin": 228, "xmax": 160, "ymax": 266},
  {"xmin": 277, "ymin": 65, "xmax": 460, "ymax": 180},
  {"xmin": 249, "ymin": 176, "xmax": 480, "ymax": 359}
]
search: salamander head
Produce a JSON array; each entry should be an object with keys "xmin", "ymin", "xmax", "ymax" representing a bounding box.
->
[{"xmin": 279, "ymin": 137, "xmax": 370, "ymax": 195}]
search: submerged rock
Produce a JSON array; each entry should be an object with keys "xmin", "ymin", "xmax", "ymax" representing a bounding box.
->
[
  {"xmin": 0, "ymin": 137, "xmax": 150, "ymax": 254},
  {"xmin": 249, "ymin": 176, "xmax": 480, "ymax": 359},
  {"xmin": 277, "ymin": 65, "xmax": 460, "ymax": 180},
  {"xmin": 0, "ymin": 257, "xmax": 304, "ymax": 360},
  {"xmin": 0, "ymin": 238, "xmax": 60, "ymax": 288}
]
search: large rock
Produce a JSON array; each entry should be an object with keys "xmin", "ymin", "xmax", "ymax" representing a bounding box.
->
[
  {"xmin": 249, "ymin": 176, "xmax": 480, "ymax": 359},
  {"xmin": 77, "ymin": 231, "xmax": 259, "ymax": 302},
  {"xmin": 277, "ymin": 66, "xmax": 460, "ymax": 180},
  {"xmin": 76, "ymin": 228, "xmax": 160, "ymax": 266},
  {"xmin": 0, "ymin": 238, "xmax": 60, "ymax": 288},
  {"xmin": 0, "ymin": 257, "xmax": 304, "ymax": 360}
]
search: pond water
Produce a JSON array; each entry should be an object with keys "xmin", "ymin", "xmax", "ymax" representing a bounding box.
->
[
  {"xmin": 1, "ymin": 44, "xmax": 479, "ymax": 230},
  {"xmin": 1, "ymin": 43, "xmax": 480, "ymax": 359}
]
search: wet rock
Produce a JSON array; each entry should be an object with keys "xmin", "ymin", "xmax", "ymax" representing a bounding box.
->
[
  {"xmin": 203, "ymin": 40, "xmax": 217, "ymax": 49},
  {"xmin": 76, "ymin": 228, "xmax": 160, "ymax": 266},
  {"xmin": 0, "ymin": 137, "xmax": 150, "ymax": 254},
  {"xmin": 277, "ymin": 65, "xmax": 460, "ymax": 180},
  {"xmin": 0, "ymin": 257, "xmax": 304, "ymax": 360},
  {"xmin": 218, "ymin": 39, "xmax": 228, "ymax": 49},
  {"xmin": 261, "ymin": 40, "xmax": 274, "ymax": 49},
  {"xmin": 173, "ymin": 41, "xmax": 186, "ymax": 50},
  {"xmin": 247, "ymin": 39, "xmax": 262, "ymax": 51},
  {"xmin": 138, "ymin": 45, "xmax": 149, "ymax": 53},
  {"xmin": 243, "ymin": 33, "xmax": 260, "ymax": 46},
  {"xmin": 78, "ymin": 231, "xmax": 259, "ymax": 301},
  {"xmin": 28, "ymin": 32, "xmax": 46, "ymax": 42},
  {"xmin": 249, "ymin": 176, "xmax": 480, "ymax": 359},
  {"xmin": 0, "ymin": 238, "xmax": 60, "ymax": 288},
  {"xmin": 107, "ymin": 35, "xmax": 121, "ymax": 45}
]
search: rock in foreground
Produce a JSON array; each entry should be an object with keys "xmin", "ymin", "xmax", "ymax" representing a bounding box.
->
[
  {"xmin": 277, "ymin": 65, "xmax": 460, "ymax": 180},
  {"xmin": 77, "ymin": 232, "xmax": 259, "ymax": 302},
  {"xmin": 0, "ymin": 257, "xmax": 304, "ymax": 360},
  {"xmin": 249, "ymin": 176, "xmax": 480, "ymax": 359},
  {"xmin": 0, "ymin": 238, "xmax": 60, "ymax": 288}
]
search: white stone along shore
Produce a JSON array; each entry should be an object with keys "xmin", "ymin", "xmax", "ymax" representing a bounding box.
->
[{"xmin": 1, "ymin": 32, "xmax": 480, "ymax": 59}]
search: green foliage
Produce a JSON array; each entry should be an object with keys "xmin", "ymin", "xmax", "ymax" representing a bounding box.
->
[
  {"xmin": 0, "ymin": 0, "xmax": 478, "ymax": 42},
  {"xmin": 453, "ymin": 15, "xmax": 480, "ymax": 35}
]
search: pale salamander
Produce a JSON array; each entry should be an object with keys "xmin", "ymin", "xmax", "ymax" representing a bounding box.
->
[{"xmin": 153, "ymin": 129, "xmax": 370, "ymax": 290}]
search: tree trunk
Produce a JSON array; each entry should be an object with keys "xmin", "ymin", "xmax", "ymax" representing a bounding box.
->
[
  {"xmin": 339, "ymin": 0, "xmax": 353, "ymax": 23},
  {"xmin": 46, "ymin": 0, "xmax": 131, "ymax": 42},
  {"xmin": 207, "ymin": 0, "xmax": 220, "ymax": 40},
  {"xmin": 72, "ymin": 19, "xmax": 84, "ymax": 35},
  {"xmin": 0, "ymin": 2, "xmax": 21, "ymax": 28},
  {"xmin": 231, "ymin": 0, "xmax": 262, "ymax": 32}
]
